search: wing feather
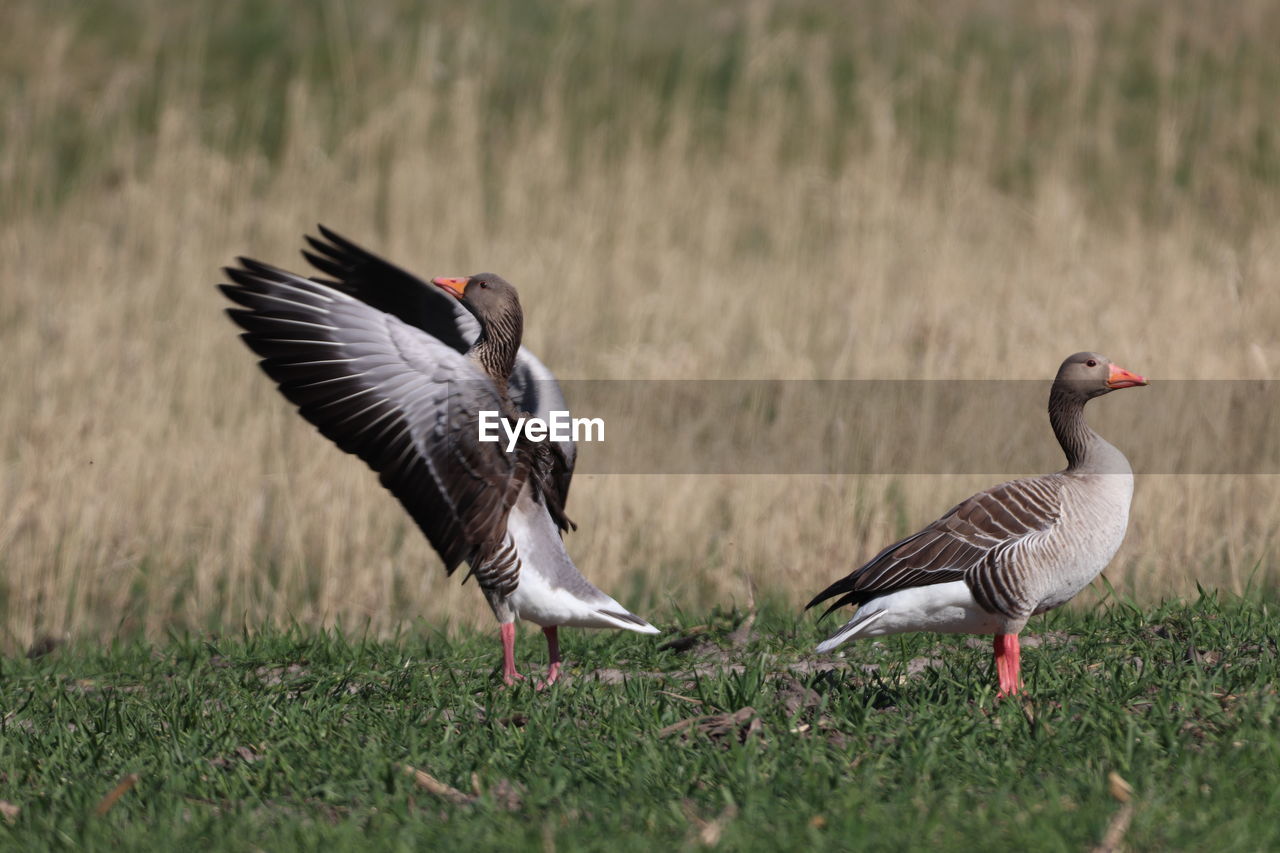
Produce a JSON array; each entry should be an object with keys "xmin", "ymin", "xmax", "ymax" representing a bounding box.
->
[
  {"xmin": 220, "ymin": 260, "xmax": 529, "ymax": 575},
  {"xmin": 807, "ymin": 478, "xmax": 1062, "ymax": 618},
  {"xmin": 299, "ymin": 226, "xmax": 576, "ymax": 520}
]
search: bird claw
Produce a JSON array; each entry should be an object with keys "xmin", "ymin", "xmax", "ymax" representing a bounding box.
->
[
  {"xmin": 534, "ymin": 662, "xmax": 562, "ymax": 692},
  {"xmin": 995, "ymin": 674, "xmax": 1025, "ymax": 699},
  {"xmin": 502, "ymin": 670, "xmax": 526, "ymax": 687}
]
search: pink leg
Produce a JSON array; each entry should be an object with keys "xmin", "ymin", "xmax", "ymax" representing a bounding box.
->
[
  {"xmin": 537, "ymin": 626, "xmax": 561, "ymax": 690},
  {"xmin": 993, "ymin": 633, "xmax": 1023, "ymax": 698},
  {"xmin": 500, "ymin": 623, "xmax": 524, "ymax": 685}
]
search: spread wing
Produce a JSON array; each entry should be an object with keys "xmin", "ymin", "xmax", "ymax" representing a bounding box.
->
[
  {"xmin": 220, "ymin": 258, "xmax": 531, "ymax": 575},
  {"xmin": 301, "ymin": 225, "xmax": 576, "ymax": 511},
  {"xmin": 806, "ymin": 477, "xmax": 1062, "ymax": 618},
  {"xmin": 302, "ymin": 224, "xmax": 477, "ymax": 352}
]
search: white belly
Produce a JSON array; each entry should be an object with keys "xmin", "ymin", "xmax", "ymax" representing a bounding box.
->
[
  {"xmin": 503, "ymin": 486, "xmax": 657, "ymax": 633},
  {"xmin": 858, "ymin": 582, "xmax": 1009, "ymax": 635},
  {"xmin": 816, "ymin": 581, "xmax": 1010, "ymax": 652}
]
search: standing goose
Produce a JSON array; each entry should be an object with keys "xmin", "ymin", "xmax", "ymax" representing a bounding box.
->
[
  {"xmin": 807, "ymin": 352, "xmax": 1146, "ymax": 696},
  {"xmin": 219, "ymin": 227, "xmax": 658, "ymax": 687}
]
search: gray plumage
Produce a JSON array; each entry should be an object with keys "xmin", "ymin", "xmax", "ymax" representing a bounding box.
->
[
  {"xmin": 219, "ymin": 228, "xmax": 656, "ymax": 685},
  {"xmin": 810, "ymin": 352, "xmax": 1146, "ymax": 660}
]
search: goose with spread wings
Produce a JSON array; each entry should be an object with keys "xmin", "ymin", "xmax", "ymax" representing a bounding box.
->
[
  {"xmin": 220, "ymin": 227, "xmax": 657, "ymax": 686},
  {"xmin": 807, "ymin": 353, "xmax": 1147, "ymax": 696}
]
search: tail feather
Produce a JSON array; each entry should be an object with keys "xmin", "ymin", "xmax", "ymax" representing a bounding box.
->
[
  {"xmin": 806, "ymin": 576, "xmax": 865, "ymax": 620},
  {"xmin": 815, "ymin": 608, "xmax": 884, "ymax": 653},
  {"xmin": 594, "ymin": 608, "xmax": 660, "ymax": 634}
]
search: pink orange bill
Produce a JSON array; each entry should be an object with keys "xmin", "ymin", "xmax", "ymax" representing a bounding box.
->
[
  {"xmin": 431, "ymin": 276, "xmax": 468, "ymax": 299},
  {"xmin": 1106, "ymin": 364, "xmax": 1148, "ymax": 389}
]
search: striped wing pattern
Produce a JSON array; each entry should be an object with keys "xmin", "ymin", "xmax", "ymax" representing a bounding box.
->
[
  {"xmin": 808, "ymin": 477, "xmax": 1062, "ymax": 620},
  {"xmin": 302, "ymin": 224, "xmax": 478, "ymax": 353},
  {"xmin": 221, "ymin": 259, "xmax": 529, "ymax": 576},
  {"xmin": 300, "ymin": 226, "xmax": 576, "ymax": 515}
]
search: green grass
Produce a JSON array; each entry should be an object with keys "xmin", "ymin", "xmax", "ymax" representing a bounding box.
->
[{"xmin": 2, "ymin": 595, "xmax": 1277, "ymax": 850}]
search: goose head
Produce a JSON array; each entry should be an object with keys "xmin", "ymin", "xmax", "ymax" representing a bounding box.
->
[
  {"xmin": 432, "ymin": 272, "xmax": 525, "ymax": 381},
  {"xmin": 431, "ymin": 273, "xmax": 523, "ymax": 327},
  {"xmin": 1054, "ymin": 351, "xmax": 1148, "ymax": 401}
]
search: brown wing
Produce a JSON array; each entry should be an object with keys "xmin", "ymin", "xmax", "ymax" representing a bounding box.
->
[
  {"xmin": 220, "ymin": 258, "xmax": 530, "ymax": 577},
  {"xmin": 301, "ymin": 226, "xmax": 576, "ymax": 522},
  {"xmin": 807, "ymin": 477, "xmax": 1062, "ymax": 618},
  {"xmin": 302, "ymin": 224, "xmax": 477, "ymax": 353}
]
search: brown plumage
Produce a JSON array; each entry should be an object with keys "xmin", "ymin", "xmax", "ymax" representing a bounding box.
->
[
  {"xmin": 808, "ymin": 352, "xmax": 1147, "ymax": 696},
  {"xmin": 219, "ymin": 228, "xmax": 657, "ymax": 688}
]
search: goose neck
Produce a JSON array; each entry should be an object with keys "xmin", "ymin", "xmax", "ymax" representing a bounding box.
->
[
  {"xmin": 1048, "ymin": 385, "xmax": 1100, "ymax": 472},
  {"xmin": 470, "ymin": 311, "xmax": 523, "ymax": 384}
]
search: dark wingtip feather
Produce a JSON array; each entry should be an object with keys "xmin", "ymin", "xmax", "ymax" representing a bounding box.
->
[
  {"xmin": 218, "ymin": 283, "xmax": 258, "ymax": 308},
  {"xmin": 302, "ymin": 249, "xmax": 347, "ymax": 279},
  {"xmin": 804, "ymin": 584, "xmax": 835, "ymax": 612},
  {"xmin": 819, "ymin": 596, "xmax": 854, "ymax": 621},
  {"xmin": 805, "ymin": 577, "xmax": 857, "ymax": 619},
  {"xmin": 316, "ymin": 223, "xmax": 359, "ymax": 252},
  {"xmin": 224, "ymin": 265, "xmax": 268, "ymax": 289},
  {"xmin": 237, "ymin": 256, "xmax": 292, "ymax": 279},
  {"xmin": 223, "ymin": 307, "xmax": 257, "ymax": 332},
  {"xmin": 303, "ymin": 235, "xmax": 344, "ymax": 263}
]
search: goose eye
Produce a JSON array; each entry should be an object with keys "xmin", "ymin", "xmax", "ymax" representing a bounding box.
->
[
  {"xmin": 479, "ymin": 281, "xmax": 489, "ymax": 289},
  {"xmin": 1086, "ymin": 359, "xmax": 1098, "ymax": 368}
]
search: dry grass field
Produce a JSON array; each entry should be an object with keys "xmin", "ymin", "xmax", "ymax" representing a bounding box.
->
[{"xmin": 2, "ymin": 0, "xmax": 1278, "ymax": 651}]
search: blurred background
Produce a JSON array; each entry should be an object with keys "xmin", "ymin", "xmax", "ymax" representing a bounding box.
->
[{"xmin": 2, "ymin": 0, "xmax": 1278, "ymax": 651}]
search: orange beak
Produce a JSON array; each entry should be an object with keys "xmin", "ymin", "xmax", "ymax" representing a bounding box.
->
[
  {"xmin": 431, "ymin": 276, "xmax": 468, "ymax": 299},
  {"xmin": 1106, "ymin": 364, "xmax": 1148, "ymax": 389}
]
